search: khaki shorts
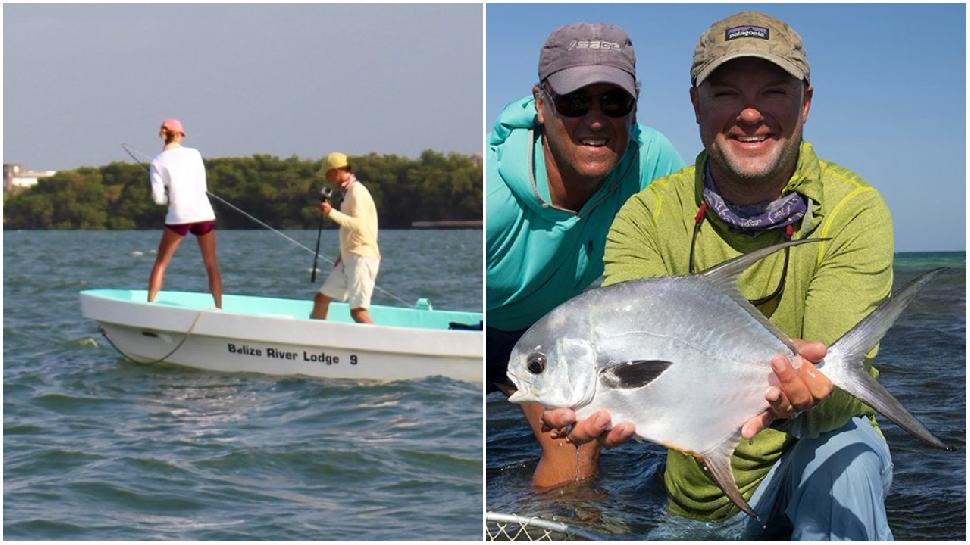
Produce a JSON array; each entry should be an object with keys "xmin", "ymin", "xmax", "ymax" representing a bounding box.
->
[{"xmin": 319, "ymin": 255, "xmax": 380, "ymax": 309}]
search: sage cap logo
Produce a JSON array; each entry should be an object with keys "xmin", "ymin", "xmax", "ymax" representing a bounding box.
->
[
  {"xmin": 691, "ymin": 11, "xmax": 809, "ymax": 86},
  {"xmin": 538, "ymin": 22, "xmax": 637, "ymax": 97}
]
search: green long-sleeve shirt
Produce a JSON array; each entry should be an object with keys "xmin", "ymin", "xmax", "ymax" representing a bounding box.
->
[{"xmin": 603, "ymin": 141, "xmax": 894, "ymax": 521}]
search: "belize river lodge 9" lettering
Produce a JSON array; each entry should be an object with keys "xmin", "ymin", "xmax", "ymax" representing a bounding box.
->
[{"xmin": 227, "ymin": 343, "xmax": 356, "ymax": 365}]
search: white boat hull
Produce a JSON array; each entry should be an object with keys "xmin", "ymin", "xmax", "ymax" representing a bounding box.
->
[{"xmin": 81, "ymin": 290, "xmax": 482, "ymax": 383}]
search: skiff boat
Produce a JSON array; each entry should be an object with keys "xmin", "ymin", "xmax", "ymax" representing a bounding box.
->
[{"xmin": 80, "ymin": 289, "xmax": 482, "ymax": 383}]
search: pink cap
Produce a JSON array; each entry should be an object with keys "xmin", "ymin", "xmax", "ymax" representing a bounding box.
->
[{"xmin": 160, "ymin": 118, "xmax": 185, "ymax": 135}]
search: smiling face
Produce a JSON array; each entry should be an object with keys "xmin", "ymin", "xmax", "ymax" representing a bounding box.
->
[
  {"xmin": 535, "ymin": 82, "xmax": 635, "ymax": 197},
  {"xmin": 691, "ymin": 57, "xmax": 813, "ymax": 203}
]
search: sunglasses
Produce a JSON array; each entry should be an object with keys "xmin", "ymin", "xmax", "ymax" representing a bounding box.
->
[{"xmin": 542, "ymin": 83, "xmax": 636, "ymax": 118}]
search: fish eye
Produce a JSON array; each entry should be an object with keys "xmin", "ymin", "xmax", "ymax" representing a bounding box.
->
[{"xmin": 527, "ymin": 353, "xmax": 547, "ymax": 374}]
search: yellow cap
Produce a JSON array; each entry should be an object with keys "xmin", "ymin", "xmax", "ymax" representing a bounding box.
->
[{"xmin": 326, "ymin": 152, "xmax": 349, "ymax": 171}]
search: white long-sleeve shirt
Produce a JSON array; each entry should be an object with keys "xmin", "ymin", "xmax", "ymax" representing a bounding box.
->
[{"xmin": 149, "ymin": 146, "xmax": 216, "ymax": 225}]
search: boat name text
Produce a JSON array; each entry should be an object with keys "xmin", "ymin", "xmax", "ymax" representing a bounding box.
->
[{"xmin": 227, "ymin": 343, "xmax": 358, "ymax": 365}]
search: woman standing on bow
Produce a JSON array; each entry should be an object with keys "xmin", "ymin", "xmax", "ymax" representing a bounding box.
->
[{"xmin": 147, "ymin": 118, "xmax": 223, "ymax": 309}]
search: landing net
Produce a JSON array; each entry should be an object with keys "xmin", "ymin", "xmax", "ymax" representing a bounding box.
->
[{"xmin": 485, "ymin": 512, "xmax": 600, "ymax": 541}]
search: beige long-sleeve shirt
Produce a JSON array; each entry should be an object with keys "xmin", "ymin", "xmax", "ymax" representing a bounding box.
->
[{"xmin": 328, "ymin": 177, "xmax": 380, "ymax": 259}]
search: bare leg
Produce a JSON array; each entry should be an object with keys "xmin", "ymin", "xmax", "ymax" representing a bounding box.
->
[
  {"xmin": 350, "ymin": 307, "xmax": 373, "ymax": 324},
  {"xmin": 518, "ymin": 397, "xmax": 600, "ymax": 488},
  {"xmin": 196, "ymin": 231, "xmax": 223, "ymax": 309},
  {"xmin": 310, "ymin": 292, "xmax": 332, "ymax": 320},
  {"xmin": 148, "ymin": 228, "xmax": 184, "ymax": 302}
]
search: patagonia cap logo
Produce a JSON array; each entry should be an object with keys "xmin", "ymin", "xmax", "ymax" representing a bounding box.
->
[
  {"xmin": 567, "ymin": 39, "xmax": 621, "ymax": 51},
  {"xmin": 725, "ymin": 25, "xmax": 769, "ymax": 41}
]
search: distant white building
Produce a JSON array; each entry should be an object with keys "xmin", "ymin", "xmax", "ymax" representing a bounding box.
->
[{"xmin": 3, "ymin": 163, "xmax": 57, "ymax": 191}]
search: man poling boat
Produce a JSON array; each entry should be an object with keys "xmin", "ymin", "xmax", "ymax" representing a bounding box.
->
[{"xmin": 310, "ymin": 152, "xmax": 382, "ymax": 324}]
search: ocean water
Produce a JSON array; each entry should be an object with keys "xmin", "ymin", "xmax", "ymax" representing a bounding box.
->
[
  {"xmin": 4, "ymin": 229, "xmax": 483, "ymax": 540},
  {"xmin": 486, "ymin": 252, "xmax": 966, "ymax": 540}
]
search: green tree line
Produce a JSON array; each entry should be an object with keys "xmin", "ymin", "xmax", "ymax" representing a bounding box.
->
[{"xmin": 3, "ymin": 150, "xmax": 482, "ymax": 230}]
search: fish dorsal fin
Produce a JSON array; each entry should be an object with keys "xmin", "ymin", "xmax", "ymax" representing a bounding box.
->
[
  {"xmin": 599, "ymin": 360, "xmax": 672, "ymax": 389},
  {"xmin": 699, "ymin": 238, "xmax": 827, "ymax": 354},
  {"xmin": 696, "ymin": 430, "xmax": 758, "ymax": 519},
  {"xmin": 699, "ymin": 238, "xmax": 825, "ymax": 293}
]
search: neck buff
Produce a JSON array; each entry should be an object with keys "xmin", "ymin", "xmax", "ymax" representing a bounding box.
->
[
  {"xmin": 339, "ymin": 173, "xmax": 357, "ymax": 194},
  {"xmin": 703, "ymin": 161, "xmax": 807, "ymax": 232}
]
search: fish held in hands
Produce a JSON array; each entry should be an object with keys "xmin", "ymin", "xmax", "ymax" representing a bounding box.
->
[{"xmin": 507, "ymin": 239, "xmax": 950, "ymax": 518}]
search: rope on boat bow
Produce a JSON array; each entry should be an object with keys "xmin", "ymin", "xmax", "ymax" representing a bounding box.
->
[
  {"xmin": 122, "ymin": 143, "xmax": 411, "ymax": 306},
  {"xmin": 99, "ymin": 309, "xmax": 206, "ymax": 365}
]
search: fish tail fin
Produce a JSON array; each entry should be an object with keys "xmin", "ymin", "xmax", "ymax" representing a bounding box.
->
[
  {"xmin": 824, "ymin": 268, "xmax": 950, "ymax": 450},
  {"xmin": 698, "ymin": 432, "xmax": 759, "ymax": 520}
]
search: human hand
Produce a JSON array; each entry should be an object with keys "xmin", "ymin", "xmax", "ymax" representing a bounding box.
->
[
  {"xmin": 320, "ymin": 201, "xmax": 332, "ymax": 216},
  {"xmin": 741, "ymin": 339, "xmax": 832, "ymax": 439},
  {"xmin": 541, "ymin": 408, "xmax": 636, "ymax": 448}
]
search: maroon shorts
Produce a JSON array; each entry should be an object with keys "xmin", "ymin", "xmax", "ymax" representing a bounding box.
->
[{"xmin": 166, "ymin": 220, "xmax": 216, "ymax": 237}]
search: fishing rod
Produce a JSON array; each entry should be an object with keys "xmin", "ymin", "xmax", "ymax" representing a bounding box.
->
[
  {"xmin": 121, "ymin": 143, "xmax": 411, "ymax": 306},
  {"xmin": 311, "ymin": 185, "xmax": 333, "ymax": 282}
]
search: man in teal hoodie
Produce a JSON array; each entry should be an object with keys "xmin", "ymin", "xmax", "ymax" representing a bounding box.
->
[{"xmin": 485, "ymin": 22, "xmax": 684, "ymax": 486}]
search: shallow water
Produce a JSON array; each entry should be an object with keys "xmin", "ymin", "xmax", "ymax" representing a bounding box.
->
[
  {"xmin": 486, "ymin": 253, "xmax": 966, "ymax": 540},
  {"xmin": 4, "ymin": 229, "xmax": 483, "ymax": 540}
]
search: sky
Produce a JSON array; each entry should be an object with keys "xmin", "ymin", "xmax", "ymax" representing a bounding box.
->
[
  {"xmin": 3, "ymin": 3, "xmax": 482, "ymax": 170},
  {"xmin": 3, "ymin": 3, "xmax": 966, "ymax": 252},
  {"xmin": 487, "ymin": 3, "xmax": 966, "ymax": 253}
]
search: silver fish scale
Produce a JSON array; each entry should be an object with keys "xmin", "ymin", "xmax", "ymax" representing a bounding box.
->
[
  {"xmin": 567, "ymin": 276, "xmax": 793, "ymax": 453},
  {"xmin": 587, "ymin": 277, "xmax": 792, "ymax": 370}
]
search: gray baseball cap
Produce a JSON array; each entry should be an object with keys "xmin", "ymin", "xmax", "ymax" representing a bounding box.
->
[
  {"xmin": 538, "ymin": 23, "xmax": 637, "ymax": 97},
  {"xmin": 691, "ymin": 11, "xmax": 810, "ymax": 86}
]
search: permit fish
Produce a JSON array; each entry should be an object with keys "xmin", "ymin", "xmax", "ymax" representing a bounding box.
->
[{"xmin": 506, "ymin": 239, "xmax": 950, "ymax": 518}]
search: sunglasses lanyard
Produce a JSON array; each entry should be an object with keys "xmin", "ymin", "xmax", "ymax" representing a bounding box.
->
[
  {"xmin": 688, "ymin": 201, "xmax": 796, "ymax": 307},
  {"xmin": 526, "ymin": 128, "xmax": 637, "ymax": 219}
]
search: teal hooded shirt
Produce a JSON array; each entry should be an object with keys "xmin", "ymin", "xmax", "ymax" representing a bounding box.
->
[{"xmin": 486, "ymin": 96, "xmax": 684, "ymax": 331}]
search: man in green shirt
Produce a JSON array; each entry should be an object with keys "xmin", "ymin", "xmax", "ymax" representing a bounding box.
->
[{"xmin": 543, "ymin": 12, "xmax": 895, "ymax": 540}]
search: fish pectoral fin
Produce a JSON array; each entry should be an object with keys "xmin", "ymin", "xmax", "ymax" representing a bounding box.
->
[
  {"xmin": 599, "ymin": 360, "xmax": 672, "ymax": 389},
  {"xmin": 696, "ymin": 431, "xmax": 759, "ymax": 520}
]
